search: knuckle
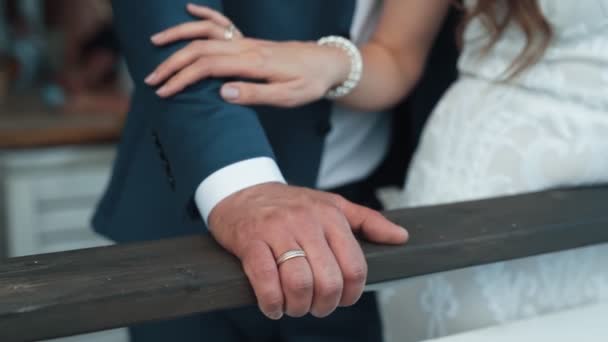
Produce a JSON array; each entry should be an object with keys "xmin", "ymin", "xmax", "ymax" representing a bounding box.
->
[
  {"xmin": 260, "ymin": 289, "xmax": 283, "ymax": 310},
  {"xmin": 257, "ymin": 45, "xmax": 273, "ymax": 60},
  {"xmin": 284, "ymin": 272, "xmax": 313, "ymax": 295},
  {"xmin": 260, "ymin": 208, "xmax": 288, "ymax": 226},
  {"xmin": 313, "ymin": 202, "xmax": 344, "ymax": 225},
  {"xmin": 311, "ymin": 307, "xmax": 334, "ymax": 318},
  {"xmin": 285, "ymin": 304, "xmax": 308, "ymax": 318},
  {"xmin": 330, "ymin": 194, "xmax": 347, "ymax": 206},
  {"xmin": 318, "ymin": 201, "xmax": 340, "ymax": 216},
  {"xmin": 289, "ymin": 204, "xmax": 311, "ymax": 219},
  {"xmin": 343, "ymin": 263, "xmax": 367, "ymax": 285},
  {"xmin": 253, "ymin": 263, "xmax": 277, "ymax": 281},
  {"xmin": 246, "ymin": 45, "xmax": 271, "ymax": 67},
  {"xmin": 323, "ymin": 193, "xmax": 346, "ymax": 210},
  {"xmin": 368, "ymin": 209, "xmax": 385, "ymax": 221},
  {"xmin": 317, "ymin": 276, "xmax": 343, "ymax": 299}
]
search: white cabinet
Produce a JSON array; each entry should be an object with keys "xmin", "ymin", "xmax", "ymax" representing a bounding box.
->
[{"xmin": 0, "ymin": 146, "xmax": 128, "ymax": 342}]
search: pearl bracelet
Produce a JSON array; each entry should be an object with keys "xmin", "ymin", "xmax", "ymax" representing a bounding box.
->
[{"xmin": 317, "ymin": 36, "xmax": 363, "ymax": 99}]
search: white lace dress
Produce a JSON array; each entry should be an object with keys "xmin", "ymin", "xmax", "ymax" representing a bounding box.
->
[{"xmin": 379, "ymin": 1, "xmax": 608, "ymax": 341}]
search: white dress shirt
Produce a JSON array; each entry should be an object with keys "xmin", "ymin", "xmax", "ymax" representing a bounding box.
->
[{"xmin": 196, "ymin": 0, "xmax": 388, "ymax": 224}]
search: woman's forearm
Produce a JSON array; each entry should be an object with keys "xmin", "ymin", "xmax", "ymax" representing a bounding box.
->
[
  {"xmin": 335, "ymin": 41, "xmax": 426, "ymax": 112},
  {"xmin": 333, "ymin": 0, "xmax": 451, "ymax": 112}
]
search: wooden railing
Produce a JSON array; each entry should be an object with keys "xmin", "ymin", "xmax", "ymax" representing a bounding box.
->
[{"xmin": 0, "ymin": 186, "xmax": 607, "ymax": 342}]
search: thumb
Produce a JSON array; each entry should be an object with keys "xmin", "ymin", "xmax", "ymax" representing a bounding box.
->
[
  {"xmin": 220, "ymin": 81, "xmax": 304, "ymax": 108},
  {"xmin": 338, "ymin": 199, "xmax": 409, "ymax": 245}
]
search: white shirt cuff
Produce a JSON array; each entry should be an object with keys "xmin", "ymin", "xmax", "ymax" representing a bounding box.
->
[{"xmin": 195, "ymin": 157, "xmax": 286, "ymax": 226}]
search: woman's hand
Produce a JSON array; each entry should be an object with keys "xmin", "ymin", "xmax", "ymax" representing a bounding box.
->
[{"xmin": 145, "ymin": 4, "xmax": 350, "ymax": 107}]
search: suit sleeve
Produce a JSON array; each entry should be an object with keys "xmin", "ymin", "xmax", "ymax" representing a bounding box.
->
[{"xmin": 112, "ymin": 0, "xmax": 283, "ymax": 220}]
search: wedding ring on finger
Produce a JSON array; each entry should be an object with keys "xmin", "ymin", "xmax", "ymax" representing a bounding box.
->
[
  {"xmin": 224, "ymin": 24, "xmax": 238, "ymax": 41},
  {"xmin": 276, "ymin": 249, "xmax": 307, "ymax": 266}
]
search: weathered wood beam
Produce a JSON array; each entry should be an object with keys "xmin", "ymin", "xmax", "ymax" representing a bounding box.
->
[{"xmin": 0, "ymin": 186, "xmax": 607, "ymax": 341}]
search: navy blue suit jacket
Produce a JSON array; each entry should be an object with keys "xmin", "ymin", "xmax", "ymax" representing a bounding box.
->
[{"xmin": 93, "ymin": 0, "xmax": 357, "ymax": 242}]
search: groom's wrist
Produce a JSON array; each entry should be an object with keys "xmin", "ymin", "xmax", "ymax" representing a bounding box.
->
[{"xmin": 194, "ymin": 157, "xmax": 286, "ymax": 226}]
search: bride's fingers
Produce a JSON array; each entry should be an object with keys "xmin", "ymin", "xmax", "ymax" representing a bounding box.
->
[
  {"xmin": 151, "ymin": 21, "xmax": 229, "ymax": 45},
  {"xmin": 146, "ymin": 41, "xmax": 246, "ymax": 86},
  {"xmin": 186, "ymin": 3, "xmax": 233, "ymax": 28},
  {"xmin": 151, "ymin": 5, "xmax": 242, "ymax": 45},
  {"xmin": 155, "ymin": 55, "xmax": 270, "ymax": 97}
]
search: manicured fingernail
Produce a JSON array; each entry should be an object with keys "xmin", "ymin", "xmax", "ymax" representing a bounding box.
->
[
  {"xmin": 156, "ymin": 85, "xmax": 169, "ymax": 97},
  {"xmin": 145, "ymin": 72, "xmax": 158, "ymax": 84},
  {"xmin": 151, "ymin": 33, "xmax": 164, "ymax": 44},
  {"xmin": 221, "ymin": 86, "xmax": 240, "ymax": 100}
]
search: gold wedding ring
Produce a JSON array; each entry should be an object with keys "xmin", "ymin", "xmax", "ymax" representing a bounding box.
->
[
  {"xmin": 224, "ymin": 24, "xmax": 238, "ymax": 41},
  {"xmin": 276, "ymin": 250, "xmax": 307, "ymax": 266}
]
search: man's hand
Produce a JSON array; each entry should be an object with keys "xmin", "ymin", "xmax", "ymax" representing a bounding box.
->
[{"xmin": 208, "ymin": 182, "xmax": 408, "ymax": 320}]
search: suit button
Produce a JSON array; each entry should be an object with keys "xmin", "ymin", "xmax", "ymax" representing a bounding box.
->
[{"xmin": 316, "ymin": 120, "xmax": 332, "ymax": 136}]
